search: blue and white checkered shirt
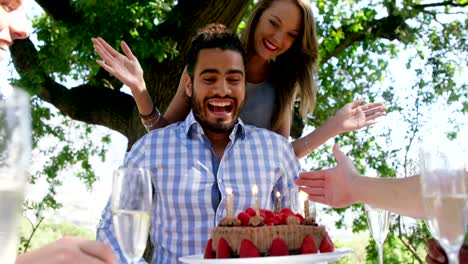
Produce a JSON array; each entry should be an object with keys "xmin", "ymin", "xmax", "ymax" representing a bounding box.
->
[{"xmin": 97, "ymin": 111, "xmax": 301, "ymax": 264}]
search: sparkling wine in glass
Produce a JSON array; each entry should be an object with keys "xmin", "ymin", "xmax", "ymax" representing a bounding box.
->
[
  {"xmin": 112, "ymin": 167, "xmax": 152, "ymax": 263},
  {"xmin": 365, "ymin": 205, "xmax": 390, "ymax": 264},
  {"xmin": 420, "ymin": 131, "xmax": 467, "ymax": 264},
  {"xmin": 0, "ymin": 85, "xmax": 30, "ymax": 264}
]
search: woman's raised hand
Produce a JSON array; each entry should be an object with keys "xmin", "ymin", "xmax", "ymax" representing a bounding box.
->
[
  {"xmin": 92, "ymin": 37, "xmax": 146, "ymax": 93},
  {"xmin": 332, "ymin": 99, "xmax": 387, "ymax": 133}
]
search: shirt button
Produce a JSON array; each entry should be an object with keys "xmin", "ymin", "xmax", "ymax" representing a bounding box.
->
[{"xmin": 218, "ymin": 212, "xmax": 222, "ymax": 216}]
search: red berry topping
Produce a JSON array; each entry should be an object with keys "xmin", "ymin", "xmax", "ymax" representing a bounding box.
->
[
  {"xmin": 203, "ymin": 239, "xmax": 215, "ymax": 259},
  {"xmin": 300, "ymin": 235, "xmax": 318, "ymax": 254},
  {"xmin": 280, "ymin": 208, "xmax": 294, "ymax": 216},
  {"xmin": 269, "ymin": 238, "xmax": 289, "ymax": 256},
  {"xmin": 239, "ymin": 239, "xmax": 260, "ymax": 258},
  {"xmin": 295, "ymin": 213, "xmax": 304, "ymax": 224},
  {"xmin": 216, "ymin": 238, "xmax": 232, "ymax": 258},
  {"xmin": 237, "ymin": 212, "xmax": 252, "ymax": 226},
  {"xmin": 264, "ymin": 210, "xmax": 275, "ymax": 219},
  {"xmin": 245, "ymin": 207, "xmax": 257, "ymax": 217},
  {"xmin": 319, "ymin": 234, "xmax": 335, "ymax": 253}
]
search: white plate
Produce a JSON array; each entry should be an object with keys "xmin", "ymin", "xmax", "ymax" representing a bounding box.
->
[{"xmin": 179, "ymin": 248, "xmax": 353, "ymax": 264}]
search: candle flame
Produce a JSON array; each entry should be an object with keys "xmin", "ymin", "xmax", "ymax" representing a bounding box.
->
[
  {"xmin": 252, "ymin": 185, "xmax": 258, "ymax": 195},
  {"xmin": 298, "ymin": 190, "xmax": 308, "ymax": 201},
  {"xmin": 226, "ymin": 187, "xmax": 233, "ymax": 195},
  {"xmin": 276, "ymin": 191, "xmax": 281, "ymax": 198}
]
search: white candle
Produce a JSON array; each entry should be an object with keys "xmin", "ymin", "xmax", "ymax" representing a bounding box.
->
[
  {"xmin": 276, "ymin": 191, "xmax": 282, "ymax": 211},
  {"xmin": 252, "ymin": 185, "xmax": 260, "ymax": 216},
  {"xmin": 226, "ymin": 187, "xmax": 234, "ymax": 216}
]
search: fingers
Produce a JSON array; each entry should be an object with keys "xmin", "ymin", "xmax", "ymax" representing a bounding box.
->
[
  {"xmin": 95, "ymin": 37, "xmax": 120, "ymax": 57},
  {"xmin": 79, "ymin": 240, "xmax": 117, "ymax": 264},
  {"xmin": 295, "ymin": 178, "xmax": 325, "ymax": 188},
  {"xmin": 95, "ymin": 59, "xmax": 114, "ymax": 75},
  {"xmin": 299, "ymin": 186, "xmax": 325, "ymax": 196},
  {"xmin": 350, "ymin": 98, "xmax": 364, "ymax": 108},
  {"xmin": 121, "ymin": 41, "xmax": 136, "ymax": 60},
  {"xmin": 361, "ymin": 102, "xmax": 385, "ymax": 111},
  {"xmin": 363, "ymin": 105, "xmax": 386, "ymax": 117},
  {"xmin": 297, "ymin": 170, "xmax": 326, "ymax": 181}
]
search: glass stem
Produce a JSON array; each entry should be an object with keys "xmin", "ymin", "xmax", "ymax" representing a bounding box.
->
[
  {"xmin": 378, "ymin": 243, "xmax": 384, "ymax": 264},
  {"xmin": 448, "ymin": 252, "xmax": 459, "ymax": 264}
]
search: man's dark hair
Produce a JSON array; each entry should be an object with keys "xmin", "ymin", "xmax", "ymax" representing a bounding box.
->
[{"xmin": 186, "ymin": 23, "xmax": 247, "ymax": 78}]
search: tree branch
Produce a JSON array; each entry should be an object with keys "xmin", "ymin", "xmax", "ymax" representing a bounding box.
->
[
  {"xmin": 34, "ymin": 0, "xmax": 82, "ymax": 24},
  {"xmin": 413, "ymin": 1, "xmax": 468, "ymax": 8},
  {"xmin": 10, "ymin": 38, "xmax": 139, "ymax": 137},
  {"xmin": 321, "ymin": 14, "xmax": 407, "ymax": 64}
]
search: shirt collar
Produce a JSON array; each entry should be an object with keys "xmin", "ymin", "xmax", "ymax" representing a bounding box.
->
[{"xmin": 183, "ymin": 111, "xmax": 246, "ymax": 140}]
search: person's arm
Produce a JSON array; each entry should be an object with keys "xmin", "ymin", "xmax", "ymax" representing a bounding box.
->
[
  {"xmin": 292, "ymin": 99, "xmax": 386, "ymax": 159},
  {"xmin": 162, "ymin": 67, "xmax": 192, "ymax": 124},
  {"xmin": 15, "ymin": 237, "xmax": 117, "ymax": 264},
  {"xmin": 295, "ymin": 143, "xmax": 426, "ymax": 219},
  {"xmin": 92, "ymin": 37, "xmax": 153, "ymax": 115},
  {"xmin": 273, "ymin": 108, "xmax": 292, "ymax": 139},
  {"xmin": 92, "ymin": 37, "xmax": 191, "ymax": 131}
]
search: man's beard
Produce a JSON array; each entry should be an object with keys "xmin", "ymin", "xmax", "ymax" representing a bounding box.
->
[{"xmin": 190, "ymin": 89, "xmax": 244, "ymax": 133}]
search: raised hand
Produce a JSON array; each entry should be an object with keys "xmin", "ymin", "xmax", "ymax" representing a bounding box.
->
[
  {"xmin": 92, "ymin": 37, "xmax": 146, "ymax": 93},
  {"xmin": 295, "ymin": 143, "xmax": 360, "ymax": 208},
  {"xmin": 332, "ymin": 99, "xmax": 386, "ymax": 134}
]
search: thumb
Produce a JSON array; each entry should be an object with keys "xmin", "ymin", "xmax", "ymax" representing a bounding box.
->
[
  {"xmin": 332, "ymin": 143, "xmax": 347, "ymax": 164},
  {"xmin": 351, "ymin": 98, "xmax": 364, "ymax": 108}
]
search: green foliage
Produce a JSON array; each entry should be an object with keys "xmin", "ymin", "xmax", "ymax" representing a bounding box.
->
[{"xmin": 20, "ymin": 96, "xmax": 111, "ymax": 251}]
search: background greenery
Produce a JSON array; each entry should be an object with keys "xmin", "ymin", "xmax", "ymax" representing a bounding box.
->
[{"xmin": 8, "ymin": 0, "xmax": 467, "ymax": 262}]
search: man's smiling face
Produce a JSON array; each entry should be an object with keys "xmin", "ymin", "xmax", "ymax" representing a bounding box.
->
[{"xmin": 187, "ymin": 48, "xmax": 246, "ymax": 133}]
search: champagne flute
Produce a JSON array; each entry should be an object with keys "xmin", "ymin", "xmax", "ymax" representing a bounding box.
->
[
  {"xmin": 112, "ymin": 167, "xmax": 152, "ymax": 263},
  {"xmin": 365, "ymin": 204, "xmax": 390, "ymax": 264},
  {"xmin": 0, "ymin": 85, "xmax": 30, "ymax": 264},
  {"xmin": 420, "ymin": 133, "xmax": 467, "ymax": 264},
  {"xmin": 365, "ymin": 173, "xmax": 391, "ymax": 264}
]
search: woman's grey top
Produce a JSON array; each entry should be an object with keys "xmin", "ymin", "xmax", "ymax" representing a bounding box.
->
[{"xmin": 239, "ymin": 81, "xmax": 276, "ymax": 130}]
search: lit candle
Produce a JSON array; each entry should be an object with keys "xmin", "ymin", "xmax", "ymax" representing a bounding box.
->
[
  {"xmin": 226, "ymin": 187, "xmax": 234, "ymax": 216},
  {"xmin": 252, "ymin": 185, "xmax": 260, "ymax": 216},
  {"xmin": 299, "ymin": 191, "xmax": 310, "ymax": 218},
  {"xmin": 276, "ymin": 191, "xmax": 282, "ymax": 211}
]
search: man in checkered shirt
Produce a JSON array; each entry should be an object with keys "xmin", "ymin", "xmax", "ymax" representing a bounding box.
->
[{"xmin": 97, "ymin": 24, "xmax": 301, "ymax": 264}]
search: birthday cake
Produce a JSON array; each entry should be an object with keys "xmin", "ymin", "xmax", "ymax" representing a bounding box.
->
[{"xmin": 203, "ymin": 207, "xmax": 335, "ymax": 258}]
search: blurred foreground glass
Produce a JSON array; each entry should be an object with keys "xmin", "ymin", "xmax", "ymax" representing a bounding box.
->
[
  {"xmin": 112, "ymin": 167, "xmax": 152, "ymax": 263},
  {"xmin": 420, "ymin": 131, "xmax": 467, "ymax": 264},
  {"xmin": 365, "ymin": 175, "xmax": 391, "ymax": 264},
  {"xmin": 0, "ymin": 86, "xmax": 31, "ymax": 264}
]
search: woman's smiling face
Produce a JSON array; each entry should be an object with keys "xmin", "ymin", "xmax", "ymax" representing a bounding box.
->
[{"xmin": 252, "ymin": 0, "xmax": 302, "ymax": 61}]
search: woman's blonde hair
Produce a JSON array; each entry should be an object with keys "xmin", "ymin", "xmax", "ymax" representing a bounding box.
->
[{"xmin": 241, "ymin": 0, "xmax": 319, "ymax": 131}]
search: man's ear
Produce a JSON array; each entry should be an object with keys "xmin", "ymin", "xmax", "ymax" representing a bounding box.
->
[{"xmin": 184, "ymin": 74, "xmax": 192, "ymax": 97}]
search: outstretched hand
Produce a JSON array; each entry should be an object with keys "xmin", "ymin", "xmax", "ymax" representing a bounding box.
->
[
  {"xmin": 92, "ymin": 37, "xmax": 145, "ymax": 92},
  {"xmin": 333, "ymin": 99, "xmax": 386, "ymax": 134},
  {"xmin": 295, "ymin": 143, "xmax": 360, "ymax": 208}
]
